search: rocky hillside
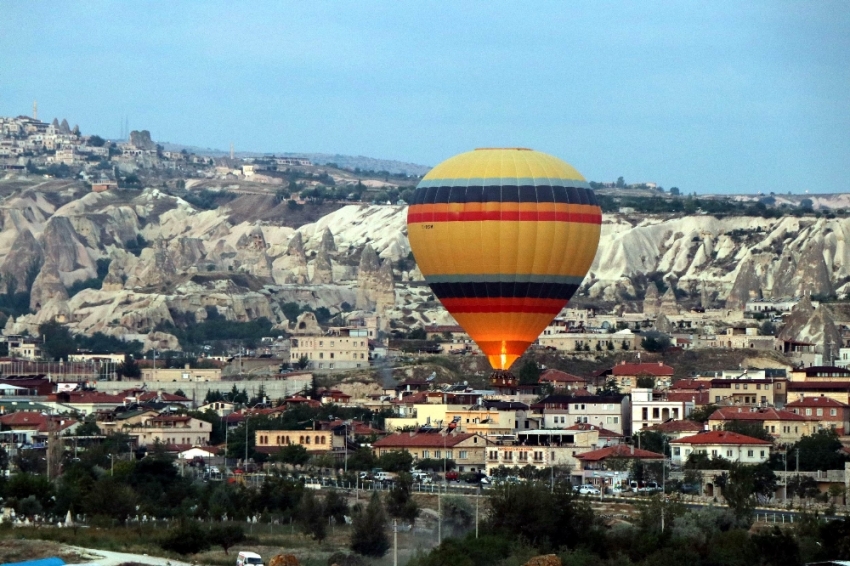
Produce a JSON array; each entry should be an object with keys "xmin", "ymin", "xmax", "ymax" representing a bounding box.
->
[{"xmin": 0, "ymin": 180, "xmax": 847, "ymax": 349}]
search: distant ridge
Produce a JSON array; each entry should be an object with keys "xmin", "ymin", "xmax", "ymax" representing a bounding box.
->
[{"xmin": 159, "ymin": 142, "xmax": 430, "ymax": 176}]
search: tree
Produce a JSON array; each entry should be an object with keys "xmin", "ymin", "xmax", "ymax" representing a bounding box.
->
[
  {"xmin": 670, "ymin": 187, "xmax": 680, "ymax": 196},
  {"xmin": 518, "ymin": 360, "xmax": 540, "ymax": 385},
  {"xmin": 597, "ymin": 378, "xmax": 621, "ymax": 396},
  {"xmin": 160, "ymin": 521, "xmax": 211, "ymax": 555},
  {"xmin": 350, "ymin": 492, "xmax": 390, "ymax": 557},
  {"xmin": 208, "ymin": 524, "xmax": 245, "ymax": 555},
  {"xmin": 298, "ymin": 489, "xmax": 327, "ymax": 542},
  {"xmin": 75, "ymin": 419, "xmax": 101, "ymax": 436},
  {"xmin": 689, "ymin": 404, "xmax": 719, "ymax": 424},
  {"xmin": 386, "ymin": 472, "xmax": 419, "ymax": 524},
  {"xmin": 616, "ymin": 176, "xmax": 626, "ymax": 188},
  {"xmin": 277, "ymin": 444, "xmax": 310, "ymax": 466},
  {"xmin": 346, "ymin": 447, "xmax": 376, "ymax": 471},
  {"xmin": 787, "ymin": 475, "xmax": 820, "ymax": 500},
  {"xmin": 759, "ymin": 320, "xmax": 777, "ymax": 336},
  {"xmin": 635, "ymin": 375, "xmax": 656, "ymax": 389},
  {"xmin": 39, "ymin": 321, "xmax": 76, "ymax": 361},
  {"xmin": 323, "ymin": 489, "xmax": 349, "ymax": 524},
  {"xmin": 296, "ymin": 355, "xmax": 310, "ymax": 370},
  {"xmin": 378, "ymin": 450, "xmax": 413, "ymax": 473},
  {"xmin": 640, "ymin": 331, "xmax": 671, "ymax": 353},
  {"xmin": 117, "ymin": 355, "xmax": 141, "ymax": 378},
  {"xmin": 719, "ymin": 463, "xmax": 760, "ymax": 521},
  {"xmin": 791, "ymin": 429, "xmax": 848, "ymax": 471},
  {"xmin": 722, "ymin": 420, "xmax": 774, "ymax": 442}
]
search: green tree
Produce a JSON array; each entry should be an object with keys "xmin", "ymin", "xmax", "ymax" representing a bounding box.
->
[
  {"xmin": 518, "ymin": 360, "xmax": 540, "ymax": 385},
  {"xmin": 350, "ymin": 492, "xmax": 390, "ymax": 557},
  {"xmin": 298, "ymin": 489, "xmax": 327, "ymax": 542},
  {"xmin": 597, "ymin": 378, "xmax": 621, "ymax": 396},
  {"xmin": 277, "ymin": 443, "xmax": 311, "ymax": 466},
  {"xmin": 347, "ymin": 447, "xmax": 377, "ymax": 471},
  {"xmin": 791, "ymin": 429, "xmax": 848, "ymax": 471},
  {"xmin": 640, "ymin": 331, "xmax": 671, "ymax": 353},
  {"xmin": 378, "ymin": 450, "xmax": 413, "ymax": 473},
  {"xmin": 636, "ymin": 375, "xmax": 656, "ymax": 389},
  {"xmin": 722, "ymin": 420, "xmax": 774, "ymax": 442},
  {"xmin": 689, "ymin": 404, "xmax": 719, "ymax": 424},
  {"xmin": 118, "ymin": 354, "xmax": 141, "ymax": 378},
  {"xmin": 160, "ymin": 521, "xmax": 211, "ymax": 555},
  {"xmin": 386, "ymin": 472, "xmax": 419, "ymax": 524},
  {"xmin": 208, "ymin": 524, "xmax": 245, "ymax": 555},
  {"xmin": 39, "ymin": 321, "xmax": 76, "ymax": 361}
]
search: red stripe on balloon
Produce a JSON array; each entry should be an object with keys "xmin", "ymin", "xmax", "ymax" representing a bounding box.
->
[
  {"xmin": 439, "ymin": 298, "xmax": 565, "ymax": 314},
  {"xmin": 407, "ymin": 211, "xmax": 602, "ymax": 224}
]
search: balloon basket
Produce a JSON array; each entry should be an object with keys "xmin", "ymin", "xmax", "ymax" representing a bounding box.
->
[{"xmin": 489, "ymin": 370, "xmax": 518, "ymax": 392}]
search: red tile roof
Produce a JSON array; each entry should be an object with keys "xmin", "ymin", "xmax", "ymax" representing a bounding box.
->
[
  {"xmin": 649, "ymin": 420, "xmax": 705, "ymax": 433},
  {"xmin": 708, "ymin": 407, "xmax": 809, "ymax": 422},
  {"xmin": 137, "ymin": 391, "xmax": 191, "ymax": 402},
  {"xmin": 669, "ymin": 379, "xmax": 708, "ymax": 390},
  {"xmin": 565, "ymin": 423, "xmax": 623, "ymax": 438},
  {"xmin": 666, "ymin": 391, "xmax": 710, "ymax": 405},
  {"xmin": 671, "ymin": 430, "xmax": 772, "ymax": 446},
  {"xmin": 0, "ymin": 411, "xmax": 46, "ymax": 427},
  {"xmin": 576, "ymin": 444, "xmax": 664, "ymax": 461},
  {"xmin": 539, "ymin": 369, "xmax": 586, "ymax": 384},
  {"xmin": 786, "ymin": 396, "xmax": 849, "ymax": 408},
  {"xmin": 373, "ymin": 432, "xmax": 480, "ymax": 449},
  {"xmin": 612, "ymin": 362, "xmax": 674, "ymax": 376}
]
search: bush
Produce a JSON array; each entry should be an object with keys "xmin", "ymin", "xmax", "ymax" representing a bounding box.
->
[
  {"xmin": 208, "ymin": 523, "xmax": 245, "ymax": 555},
  {"xmin": 350, "ymin": 492, "xmax": 389, "ymax": 557},
  {"xmin": 159, "ymin": 521, "xmax": 211, "ymax": 555}
]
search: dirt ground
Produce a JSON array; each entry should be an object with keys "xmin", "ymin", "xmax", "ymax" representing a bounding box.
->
[{"xmin": 0, "ymin": 539, "xmax": 88, "ymax": 564}]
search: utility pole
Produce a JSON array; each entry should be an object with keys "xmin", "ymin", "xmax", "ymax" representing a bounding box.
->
[
  {"xmin": 784, "ymin": 449, "xmax": 788, "ymax": 503},
  {"xmin": 392, "ymin": 519, "xmax": 398, "ymax": 566},
  {"xmin": 245, "ymin": 415, "xmax": 250, "ymax": 469},
  {"xmin": 475, "ymin": 495, "xmax": 479, "ymax": 539},
  {"xmin": 437, "ymin": 490, "xmax": 442, "ymax": 546}
]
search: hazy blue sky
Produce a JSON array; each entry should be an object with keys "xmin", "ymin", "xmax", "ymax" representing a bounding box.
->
[{"xmin": 1, "ymin": 2, "xmax": 848, "ymax": 194}]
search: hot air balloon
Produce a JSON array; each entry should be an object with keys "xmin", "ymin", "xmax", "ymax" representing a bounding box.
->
[{"xmin": 407, "ymin": 148, "xmax": 602, "ymax": 377}]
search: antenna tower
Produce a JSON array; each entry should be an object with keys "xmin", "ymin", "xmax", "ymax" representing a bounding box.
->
[
  {"xmin": 32, "ymin": 100, "xmax": 38, "ymax": 120},
  {"xmin": 230, "ymin": 142, "xmax": 234, "ymax": 160}
]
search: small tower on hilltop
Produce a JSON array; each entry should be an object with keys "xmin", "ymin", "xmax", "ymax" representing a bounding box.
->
[
  {"xmin": 230, "ymin": 142, "xmax": 234, "ymax": 160},
  {"xmin": 32, "ymin": 100, "xmax": 38, "ymax": 120}
]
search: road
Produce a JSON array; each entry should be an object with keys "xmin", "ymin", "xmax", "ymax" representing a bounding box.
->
[{"xmin": 66, "ymin": 547, "xmax": 193, "ymax": 566}]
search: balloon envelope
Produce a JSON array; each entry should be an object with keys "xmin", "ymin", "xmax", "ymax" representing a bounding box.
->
[{"xmin": 407, "ymin": 148, "xmax": 602, "ymax": 370}]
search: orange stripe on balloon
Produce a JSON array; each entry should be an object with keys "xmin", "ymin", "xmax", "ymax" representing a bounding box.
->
[{"xmin": 408, "ymin": 210, "xmax": 601, "ymax": 224}]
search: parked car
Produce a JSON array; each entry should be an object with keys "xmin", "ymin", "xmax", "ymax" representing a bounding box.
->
[
  {"xmin": 579, "ymin": 484, "xmax": 601, "ymax": 495},
  {"xmin": 445, "ymin": 470, "xmax": 459, "ymax": 482},
  {"xmin": 412, "ymin": 471, "xmax": 432, "ymax": 483},
  {"xmin": 373, "ymin": 471, "xmax": 395, "ymax": 482},
  {"xmin": 237, "ymin": 551, "xmax": 263, "ymax": 566}
]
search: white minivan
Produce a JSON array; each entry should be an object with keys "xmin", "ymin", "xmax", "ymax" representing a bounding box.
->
[{"xmin": 237, "ymin": 551, "xmax": 263, "ymax": 566}]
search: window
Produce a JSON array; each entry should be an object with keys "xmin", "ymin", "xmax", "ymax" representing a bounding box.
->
[
  {"xmin": 715, "ymin": 396, "xmax": 721, "ymax": 403},
  {"xmin": 817, "ymin": 408, "xmax": 823, "ymax": 416},
  {"xmin": 806, "ymin": 408, "xmax": 812, "ymax": 416},
  {"xmin": 726, "ymin": 450, "xmax": 733, "ymax": 457},
  {"xmin": 673, "ymin": 447, "xmax": 680, "ymax": 456},
  {"xmin": 614, "ymin": 417, "xmax": 619, "ymax": 423},
  {"xmin": 459, "ymin": 450, "xmax": 468, "ymax": 459},
  {"xmin": 743, "ymin": 384, "xmax": 748, "ymax": 390},
  {"xmin": 831, "ymin": 409, "xmax": 838, "ymax": 416},
  {"xmin": 756, "ymin": 384, "xmax": 762, "ymax": 390},
  {"xmin": 423, "ymin": 450, "xmax": 429, "ymax": 459},
  {"xmin": 760, "ymin": 450, "xmax": 765, "ymax": 457},
  {"xmin": 711, "ymin": 449, "xmax": 718, "ymax": 457},
  {"xmin": 735, "ymin": 384, "xmax": 740, "ymax": 390},
  {"xmin": 446, "ymin": 450, "xmax": 453, "ymax": 459},
  {"xmin": 435, "ymin": 450, "xmax": 441, "ymax": 459},
  {"xmin": 747, "ymin": 450, "xmax": 754, "ymax": 457}
]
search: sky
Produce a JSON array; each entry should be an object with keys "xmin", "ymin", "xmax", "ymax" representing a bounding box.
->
[{"xmin": 1, "ymin": 2, "xmax": 848, "ymax": 194}]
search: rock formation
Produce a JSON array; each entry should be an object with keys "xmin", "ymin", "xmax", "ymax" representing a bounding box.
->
[
  {"xmin": 655, "ymin": 312, "xmax": 674, "ymax": 334},
  {"xmin": 659, "ymin": 286, "xmax": 680, "ymax": 315},
  {"xmin": 129, "ymin": 130, "xmax": 156, "ymax": 150},
  {"xmin": 0, "ymin": 229, "xmax": 43, "ymax": 293},
  {"xmin": 319, "ymin": 227, "xmax": 335, "ymax": 253},
  {"xmin": 30, "ymin": 261, "xmax": 68, "ymax": 311},
  {"xmin": 643, "ymin": 284, "xmax": 659, "ymax": 315},
  {"xmin": 311, "ymin": 248, "xmax": 333, "ymax": 284}
]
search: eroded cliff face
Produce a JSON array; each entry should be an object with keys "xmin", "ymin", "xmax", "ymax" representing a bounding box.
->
[{"xmin": 1, "ymin": 185, "xmax": 847, "ymax": 347}]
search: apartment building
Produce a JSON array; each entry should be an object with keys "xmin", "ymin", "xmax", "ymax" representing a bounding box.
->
[
  {"xmin": 707, "ymin": 407, "xmax": 813, "ymax": 444},
  {"xmin": 289, "ymin": 327, "xmax": 370, "ymax": 370},
  {"xmin": 630, "ymin": 388, "xmax": 695, "ymax": 433},
  {"xmin": 484, "ymin": 429, "xmax": 600, "ymax": 475},
  {"xmin": 533, "ymin": 394, "xmax": 630, "ymax": 435},
  {"xmin": 709, "ymin": 377, "xmax": 787, "ymax": 407},
  {"xmin": 372, "ymin": 431, "xmax": 490, "ymax": 473},
  {"xmin": 670, "ymin": 430, "xmax": 772, "ymax": 466},
  {"xmin": 785, "ymin": 396, "xmax": 850, "ymax": 434},
  {"xmin": 254, "ymin": 429, "xmax": 343, "ymax": 455}
]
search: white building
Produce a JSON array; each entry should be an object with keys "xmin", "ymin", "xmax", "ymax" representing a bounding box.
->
[
  {"xmin": 631, "ymin": 388, "xmax": 695, "ymax": 434},
  {"xmin": 669, "ymin": 430, "xmax": 772, "ymax": 466}
]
